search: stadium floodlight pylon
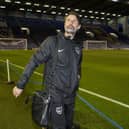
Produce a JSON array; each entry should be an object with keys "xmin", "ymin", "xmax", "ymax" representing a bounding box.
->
[{"xmin": 6, "ymin": 59, "xmax": 15, "ymax": 85}]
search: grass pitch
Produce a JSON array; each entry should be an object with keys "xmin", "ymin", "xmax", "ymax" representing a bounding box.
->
[{"xmin": 0, "ymin": 50, "xmax": 129, "ymax": 129}]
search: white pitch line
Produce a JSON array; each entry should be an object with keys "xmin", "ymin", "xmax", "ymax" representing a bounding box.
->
[
  {"xmin": 0, "ymin": 58, "xmax": 6, "ymax": 63},
  {"xmin": 1, "ymin": 59, "xmax": 129, "ymax": 109},
  {"xmin": 0, "ymin": 59, "xmax": 42, "ymax": 76},
  {"xmin": 79, "ymin": 87, "xmax": 129, "ymax": 109},
  {"xmin": 9, "ymin": 62, "xmax": 42, "ymax": 76}
]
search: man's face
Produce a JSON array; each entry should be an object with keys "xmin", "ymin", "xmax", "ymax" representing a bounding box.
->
[{"xmin": 64, "ymin": 14, "xmax": 81, "ymax": 34}]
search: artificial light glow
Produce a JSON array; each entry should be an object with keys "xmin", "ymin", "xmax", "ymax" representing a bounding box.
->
[
  {"xmin": 88, "ymin": 10, "xmax": 93, "ymax": 13},
  {"xmin": 101, "ymin": 17, "xmax": 105, "ymax": 20},
  {"xmin": 112, "ymin": 0, "xmax": 119, "ymax": 2},
  {"xmin": 51, "ymin": 5, "xmax": 56, "ymax": 8},
  {"xmin": 34, "ymin": 3, "xmax": 40, "ymax": 6},
  {"xmin": 60, "ymin": 7, "xmax": 65, "ymax": 10},
  {"xmin": 58, "ymin": 12, "xmax": 62, "ymax": 15},
  {"xmin": 43, "ymin": 10, "xmax": 46, "ymax": 13},
  {"xmin": 14, "ymin": 1, "xmax": 21, "ymax": 4},
  {"xmin": 43, "ymin": 4, "xmax": 50, "ymax": 8},
  {"xmin": 21, "ymin": 27, "xmax": 30, "ymax": 35},
  {"xmin": 96, "ymin": 17, "xmax": 99, "ymax": 19},
  {"xmin": 106, "ymin": 13, "xmax": 110, "ymax": 16},
  {"xmin": 81, "ymin": 10, "xmax": 85, "ymax": 12},
  {"xmin": 51, "ymin": 11, "xmax": 56, "ymax": 14},
  {"xmin": 36, "ymin": 10, "xmax": 41, "ymax": 13},
  {"xmin": 95, "ymin": 11, "xmax": 99, "ymax": 14},
  {"xmin": 0, "ymin": 5, "xmax": 6, "ymax": 8},
  {"xmin": 27, "ymin": 9, "xmax": 32, "ymax": 12},
  {"xmin": 112, "ymin": 13, "xmax": 116, "ymax": 16},
  {"xmin": 90, "ymin": 16, "xmax": 95, "ymax": 19},
  {"xmin": 19, "ymin": 8, "xmax": 25, "ymax": 11},
  {"xmin": 56, "ymin": 29, "xmax": 61, "ymax": 32},
  {"xmin": 67, "ymin": 8, "xmax": 71, "ymax": 10},
  {"xmin": 25, "ymin": 2, "xmax": 31, "ymax": 5},
  {"xmin": 107, "ymin": 18, "xmax": 111, "ymax": 20},
  {"xmin": 100, "ymin": 12, "xmax": 105, "ymax": 15},
  {"xmin": 75, "ymin": 9, "xmax": 79, "ymax": 11},
  {"xmin": 5, "ymin": 0, "xmax": 11, "ymax": 3}
]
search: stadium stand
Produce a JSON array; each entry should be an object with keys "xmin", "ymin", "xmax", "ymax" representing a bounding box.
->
[
  {"xmin": 0, "ymin": 17, "xmax": 11, "ymax": 38},
  {"xmin": 100, "ymin": 25, "xmax": 129, "ymax": 43},
  {"xmin": 84, "ymin": 25, "xmax": 129, "ymax": 48},
  {"xmin": 6, "ymin": 16, "xmax": 58, "ymax": 48},
  {"xmin": 0, "ymin": 16, "xmax": 129, "ymax": 49}
]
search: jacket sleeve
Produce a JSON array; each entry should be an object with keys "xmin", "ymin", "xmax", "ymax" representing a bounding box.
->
[{"xmin": 17, "ymin": 37, "xmax": 53, "ymax": 89}]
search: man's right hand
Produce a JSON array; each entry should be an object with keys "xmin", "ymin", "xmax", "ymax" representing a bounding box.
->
[{"xmin": 12, "ymin": 86, "xmax": 23, "ymax": 98}]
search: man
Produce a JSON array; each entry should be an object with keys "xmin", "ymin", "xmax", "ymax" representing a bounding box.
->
[{"xmin": 13, "ymin": 11, "xmax": 83, "ymax": 129}]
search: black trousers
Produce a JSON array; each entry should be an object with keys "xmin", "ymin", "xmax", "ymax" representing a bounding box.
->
[{"xmin": 49, "ymin": 101, "xmax": 75, "ymax": 129}]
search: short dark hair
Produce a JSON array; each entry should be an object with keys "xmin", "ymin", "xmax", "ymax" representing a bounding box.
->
[{"xmin": 65, "ymin": 11, "xmax": 81, "ymax": 24}]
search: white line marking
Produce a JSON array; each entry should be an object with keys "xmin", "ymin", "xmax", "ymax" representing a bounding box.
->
[
  {"xmin": 9, "ymin": 62, "xmax": 42, "ymax": 76},
  {"xmin": 79, "ymin": 88, "xmax": 129, "ymax": 109},
  {"xmin": 1, "ymin": 59, "xmax": 129, "ymax": 109},
  {"xmin": 0, "ymin": 58, "xmax": 6, "ymax": 63},
  {"xmin": 0, "ymin": 59, "xmax": 42, "ymax": 76}
]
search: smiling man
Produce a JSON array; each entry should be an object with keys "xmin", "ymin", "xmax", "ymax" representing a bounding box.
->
[
  {"xmin": 64, "ymin": 12, "xmax": 81, "ymax": 39},
  {"xmin": 13, "ymin": 11, "xmax": 83, "ymax": 129}
]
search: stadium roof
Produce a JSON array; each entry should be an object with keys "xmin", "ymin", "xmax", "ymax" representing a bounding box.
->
[{"xmin": 0, "ymin": 0, "xmax": 129, "ymax": 21}]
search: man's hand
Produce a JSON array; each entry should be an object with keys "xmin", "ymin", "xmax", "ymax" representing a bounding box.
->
[{"xmin": 13, "ymin": 86, "xmax": 23, "ymax": 98}]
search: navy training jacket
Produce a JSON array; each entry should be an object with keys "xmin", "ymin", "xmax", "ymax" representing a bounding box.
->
[{"xmin": 17, "ymin": 32, "xmax": 83, "ymax": 98}]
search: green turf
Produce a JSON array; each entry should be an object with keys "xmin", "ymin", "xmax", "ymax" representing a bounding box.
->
[{"xmin": 0, "ymin": 50, "xmax": 129, "ymax": 129}]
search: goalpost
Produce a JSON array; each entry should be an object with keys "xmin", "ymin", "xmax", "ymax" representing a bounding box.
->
[
  {"xmin": 0, "ymin": 38, "xmax": 27, "ymax": 50},
  {"xmin": 83, "ymin": 40, "xmax": 108, "ymax": 50},
  {"xmin": 0, "ymin": 58, "xmax": 42, "ymax": 84},
  {"xmin": 0, "ymin": 58, "xmax": 12, "ymax": 84}
]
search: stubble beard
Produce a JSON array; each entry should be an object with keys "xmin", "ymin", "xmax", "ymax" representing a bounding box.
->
[
  {"xmin": 65, "ymin": 25, "xmax": 76, "ymax": 34},
  {"xmin": 65, "ymin": 26, "xmax": 77, "ymax": 39}
]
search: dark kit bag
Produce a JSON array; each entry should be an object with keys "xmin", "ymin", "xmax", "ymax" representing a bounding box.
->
[
  {"xmin": 32, "ymin": 91, "xmax": 51, "ymax": 127},
  {"xmin": 32, "ymin": 36, "xmax": 58, "ymax": 127}
]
